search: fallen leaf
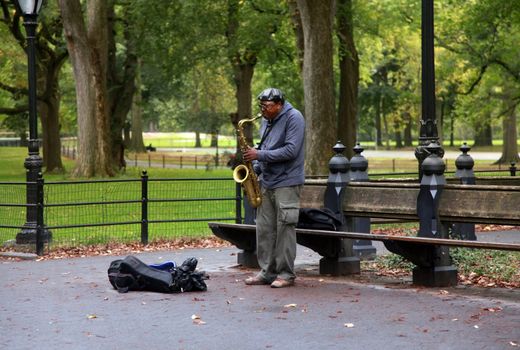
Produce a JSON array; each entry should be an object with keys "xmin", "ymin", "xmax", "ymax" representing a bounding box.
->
[
  {"xmin": 87, "ymin": 314, "xmax": 97, "ymax": 319},
  {"xmin": 191, "ymin": 314, "xmax": 206, "ymax": 325},
  {"xmin": 483, "ymin": 307, "xmax": 502, "ymax": 313},
  {"xmin": 284, "ymin": 304, "xmax": 297, "ymax": 308}
]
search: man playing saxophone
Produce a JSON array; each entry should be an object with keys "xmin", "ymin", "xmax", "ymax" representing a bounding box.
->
[{"xmin": 242, "ymin": 87, "xmax": 305, "ymax": 288}]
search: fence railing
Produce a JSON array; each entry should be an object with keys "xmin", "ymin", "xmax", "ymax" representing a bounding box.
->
[
  {"xmin": 0, "ymin": 172, "xmax": 242, "ymax": 253},
  {"xmin": 61, "ymin": 146, "xmax": 234, "ymax": 169},
  {"xmin": 60, "ymin": 142, "xmax": 520, "ymax": 174}
]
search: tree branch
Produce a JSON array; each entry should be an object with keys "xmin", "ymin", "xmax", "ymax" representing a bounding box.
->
[
  {"xmin": 3, "ymin": 1, "xmax": 25, "ymax": 49},
  {"xmin": 0, "ymin": 81, "xmax": 27, "ymax": 95},
  {"xmin": 0, "ymin": 106, "xmax": 28, "ymax": 115},
  {"xmin": 490, "ymin": 58, "xmax": 520, "ymax": 82},
  {"xmin": 494, "ymin": 100, "xmax": 519, "ymax": 119},
  {"xmin": 434, "ymin": 35, "xmax": 466, "ymax": 55},
  {"xmin": 250, "ymin": 0, "xmax": 284, "ymax": 15},
  {"xmin": 456, "ymin": 64, "xmax": 488, "ymax": 95}
]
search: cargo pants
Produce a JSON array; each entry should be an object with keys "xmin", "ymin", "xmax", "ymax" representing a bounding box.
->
[{"xmin": 255, "ymin": 185, "xmax": 302, "ymax": 282}]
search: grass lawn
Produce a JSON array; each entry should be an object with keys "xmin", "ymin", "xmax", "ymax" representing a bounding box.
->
[{"xmin": 0, "ymin": 147, "xmax": 237, "ymax": 247}]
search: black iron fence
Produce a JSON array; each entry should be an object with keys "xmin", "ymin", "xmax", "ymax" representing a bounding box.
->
[
  {"xmin": 0, "ymin": 172, "xmax": 241, "ymax": 253},
  {"xmin": 1, "ymin": 165, "xmax": 518, "ymax": 254},
  {"xmin": 61, "ymin": 146, "xmax": 234, "ymax": 170}
]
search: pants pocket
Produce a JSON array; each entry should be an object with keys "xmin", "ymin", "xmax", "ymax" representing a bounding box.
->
[{"xmin": 279, "ymin": 202, "xmax": 300, "ymax": 225}]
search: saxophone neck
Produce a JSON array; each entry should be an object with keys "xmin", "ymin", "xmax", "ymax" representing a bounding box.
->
[{"xmin": 238, "ymin": 113, "xmax": 263, "ymax": 128}]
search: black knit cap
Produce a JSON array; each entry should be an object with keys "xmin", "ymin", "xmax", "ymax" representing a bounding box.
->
[{"xmin": 257, "ymin": 88, "xmax": 285, "ymax": 103}]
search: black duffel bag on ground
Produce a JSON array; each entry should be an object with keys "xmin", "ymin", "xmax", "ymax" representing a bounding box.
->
[{"xmin": 108, "ymin": 255, "xmax": 208, "ymax": 293}]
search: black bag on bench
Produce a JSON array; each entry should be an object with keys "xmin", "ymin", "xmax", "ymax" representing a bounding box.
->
[
  {"xmin": 108, "ymin": 255, "xmax": 208, "ymax": 293},
  {"xmin": 297, "ymin": 207, "xmax": 343, "ymax": 231}
]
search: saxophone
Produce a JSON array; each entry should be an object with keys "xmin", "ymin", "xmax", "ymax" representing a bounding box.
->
[{"xmin": 233, "ymin": 114, "xmax": 263, "ymax": 208}]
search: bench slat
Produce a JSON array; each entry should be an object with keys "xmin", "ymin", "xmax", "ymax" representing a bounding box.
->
[
  {"xmin": 209, "ymin": 222, "xmax": 520, "ymax": 252},
  {"xmin": 279, "ymin": 182, "xmax": 520, "ymax": 224}
]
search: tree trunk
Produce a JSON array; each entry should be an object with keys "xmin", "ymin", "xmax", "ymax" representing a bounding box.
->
[
  {"xmin": 336, "ymin": 0, "xmax": 359, "ymax": 159},
  {"xmin": 86, "ymin": 0, "xmax": 114, "ymax": 176},
  {"xmin": 375, "ymin": 95, "xmax": 382, "ymax": 147},
  {"xmin": 234, "ymin": 60, "xmax": 255, "ymax": 143},
  {"xmin": 288, "ymin": 0, "xmax": 304, "ymax": 73},
  {"xmin": 449, "ymin": 111, "xmax": 454, "ymax": 147},
  {"xmin": 394, "ymin": 121, "xmax": 403, "ymax": 148},
  {"xmin": 129, "ymin": 59, "xmax": 145, "ymax": 153},
  {"xmin": 59, "ymin": 0, "xmax": 98, "ymax": 177},
  {"xmin": 403, "ymin": 111, "xmax": 413, "ymax": 147},
  {"xmin": 195, "ymin": 132, "xmax": 202, "ymax": 148},
  {"xmin": 473, "ymin": 117, "xmax": 493, "ymax": 147},
  {"xmin": 59, "ymin": 0, "xmax": 114, "ymax": 177},
  {"xmin": 107, "ymin": 3, "xmax": 138, "ymax": 169},
  {"xmin": 40, "ymin": 90, "xmax": 63, "ymax": 173},
  {"xmin": 496, "ymin": 102, "xmax": 519, "ymax": 164},
  {"xmin": 382, "ymin": 108, "xmax": 389, "ymax": 149},
  {"xmin": 39, "ymin": 58, "xmax": 65, "ymax": 173},
  {"xmin": 297, "ymin": 0, "xmax": 336, "ymax": 175},
  {"xmin": 226, "ymin": 0, "xmax": 256, "ymax": 145}
]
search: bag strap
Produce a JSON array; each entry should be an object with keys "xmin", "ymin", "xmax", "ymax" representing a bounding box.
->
[{"xmin": 111, "ymin": 272, "xmax": 137, "ymax": 293}]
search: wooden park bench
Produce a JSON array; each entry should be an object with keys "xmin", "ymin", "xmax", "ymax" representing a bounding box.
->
[{"xmin": 209, "ymin": 143, "xmax": 520, "ymax": 287}]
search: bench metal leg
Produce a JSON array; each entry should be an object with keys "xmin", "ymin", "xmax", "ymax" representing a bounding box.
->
[
  {"xmin": 237, "ymin": 250, "xmax": 259, "ymax": 268},
  {"xmin": 349, "ymin": 217, "xmax": 376, "ymax": 260},
  {"xmin": 318, "ymin": 238, "xmax": 360, "ymax": 276},
  {"xmin": 413, "ymin": 265, "xmax": 458, "ymax": 287},
  {"xmin": 384, "ymin": 240, "xmax": 458, "ymax": 287},
  {"xmin": 319, "ymin": 256, "xmax": 360, "ymax": 275}
]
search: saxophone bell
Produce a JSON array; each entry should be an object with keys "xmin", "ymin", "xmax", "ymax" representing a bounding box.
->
[{"xmin": 232, "ymin": 164, "xmax": 249, "ymax": 184}]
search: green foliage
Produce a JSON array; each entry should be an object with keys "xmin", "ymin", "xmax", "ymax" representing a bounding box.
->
[
  {"xmin": 374, "ymin": 253, "xmax": 415, "ymax": 270},
  {"xmin": 1, "ymin": 0, "xmax": 519, "ymax": 157}
]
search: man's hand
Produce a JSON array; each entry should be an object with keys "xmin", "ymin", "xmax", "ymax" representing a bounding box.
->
[{"xmin": 243, "ymin": 147, "xmax": 258, "ymax": 162}]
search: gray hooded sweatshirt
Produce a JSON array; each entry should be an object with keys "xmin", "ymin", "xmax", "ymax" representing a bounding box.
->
[{"xmin": 255, "ymin": 101, "xmax": 305, "ymax": 189}]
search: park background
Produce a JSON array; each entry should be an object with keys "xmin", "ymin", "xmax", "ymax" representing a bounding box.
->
[
  {"xmin": 0, "ymin": 1, "xmax": 518, "ymax": 286},
  {"xmin": 0, "ymin": 0, "xmax": 519, "ymax": 177}
]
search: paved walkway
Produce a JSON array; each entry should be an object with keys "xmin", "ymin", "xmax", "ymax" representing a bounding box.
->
[{"xmin": 1, "ymin": 236, "xmax": 518, "ymax": 350}]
